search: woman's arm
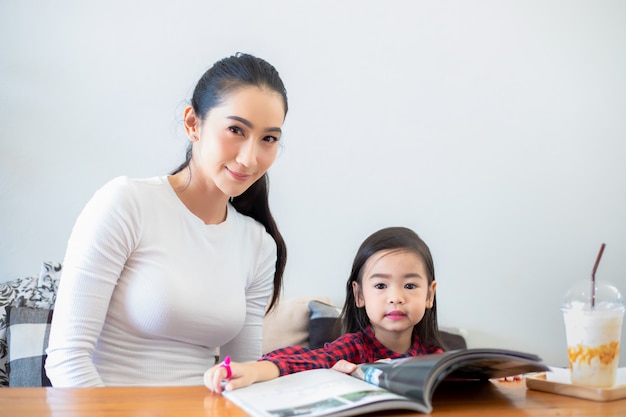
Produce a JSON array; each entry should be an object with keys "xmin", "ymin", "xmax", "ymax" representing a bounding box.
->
[
  {"xmin": 45, "ymin": 178, "xmax": 137, "ymax": 386},
  {"xmin": 219, "ymin": 228, "xmax": 276, "ymax": 362}
]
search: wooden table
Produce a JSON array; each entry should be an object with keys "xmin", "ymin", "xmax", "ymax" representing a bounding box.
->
[{"xmin": 0, "ymin": 380, "xmax": 624, "ymax": 416}]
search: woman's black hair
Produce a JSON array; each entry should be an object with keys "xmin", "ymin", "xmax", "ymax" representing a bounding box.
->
[
  {"xmin": 338, "ymin": 227, "xmax": 445, "ymax": 350},
  {"xmin": 171, "ymin": 53, "xmax": 288, "ymax": 313}
]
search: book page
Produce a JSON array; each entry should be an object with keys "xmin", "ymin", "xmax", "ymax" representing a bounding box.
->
[{"xmin": 223, "ymin": 368, "xmax": 428, "ymax": 417}]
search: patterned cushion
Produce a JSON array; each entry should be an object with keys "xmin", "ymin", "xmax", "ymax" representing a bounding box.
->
[
  {"xmin": 6, "ymin": 306, "xmax": 53, "ymax": 387},
  {"xmin": 0, "ymin": 261, "xmax": 61, "ymax": 387}
]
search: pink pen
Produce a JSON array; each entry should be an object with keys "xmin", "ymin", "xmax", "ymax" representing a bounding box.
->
[{"xmin": 220, "ymin": 356, "xmax": 232, "ymax": 379}]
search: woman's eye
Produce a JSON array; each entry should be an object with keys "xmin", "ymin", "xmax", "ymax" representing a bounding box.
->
[
  {"xmin": 263, "ymin": 135, "xmax": 279, "ymax": 143},
  {"xmin": 229, "ymin": 126, "xmax": 244, "ymax": 135}
]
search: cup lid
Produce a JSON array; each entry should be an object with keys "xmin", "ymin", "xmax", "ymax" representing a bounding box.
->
[{"xmin": 561, "ymin": 280, "xmax": 624, "ymax": 311}]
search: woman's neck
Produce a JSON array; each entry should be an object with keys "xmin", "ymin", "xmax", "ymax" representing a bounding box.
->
[{"xmin": 168, "ymin": 171, "xmax": 229, "ymax": 225}]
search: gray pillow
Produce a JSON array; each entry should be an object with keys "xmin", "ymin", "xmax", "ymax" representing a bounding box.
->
[{"xmin": 308, "ymin": 300, "xmax": 341, "ymax": 349}]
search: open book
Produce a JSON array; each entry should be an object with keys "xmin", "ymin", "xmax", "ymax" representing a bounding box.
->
[{"xmin": 223, "ymin": 348, "xmax": 549, "ymax": 417}]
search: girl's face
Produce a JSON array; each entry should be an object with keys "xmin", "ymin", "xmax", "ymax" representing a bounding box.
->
[
  {"xmin": 353, "ymin": 249, "xmax": 436, "ymax": 351},
  {"xmin": 184, "ymin": 86, "xmax": 285, "ymax": 198}
]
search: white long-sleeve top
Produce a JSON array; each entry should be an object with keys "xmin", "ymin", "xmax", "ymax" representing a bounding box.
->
[{"xmin": 45, "ymin": 176, "xmax": 276, "ymax": 387}]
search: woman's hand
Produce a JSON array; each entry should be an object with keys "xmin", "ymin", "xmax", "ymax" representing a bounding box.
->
[{"xmin": 204, "ymin": 360, "xmax": 280, "ymax": 394}]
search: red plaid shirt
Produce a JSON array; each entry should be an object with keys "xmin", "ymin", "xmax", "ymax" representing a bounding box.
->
[{"xmin": 260, "ymin": 326, "xmax": 443, "ymax": 376}]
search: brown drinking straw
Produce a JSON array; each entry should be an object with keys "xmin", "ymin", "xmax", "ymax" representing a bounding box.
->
[{"xmin": 591, "ymin": 243, "xmax": 606, "ymax": 308}]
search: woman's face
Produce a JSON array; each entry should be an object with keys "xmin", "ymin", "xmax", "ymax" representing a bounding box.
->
[{"xmin": 185, "ymin": 86, "xmax": 285, "ymax": 198}]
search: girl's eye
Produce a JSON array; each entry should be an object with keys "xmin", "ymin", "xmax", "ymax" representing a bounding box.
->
[
  {"xmin": 374, "ymin": 283, "xmax": 387, "ymax": 290},
  {"xmin": 405, "ymin": 283, "xmax": 418, "ymax": 290}
]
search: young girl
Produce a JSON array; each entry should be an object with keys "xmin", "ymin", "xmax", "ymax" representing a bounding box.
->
[{"xmin": 205, "ymin": 226, "xmax": 445, "ymax": 393}]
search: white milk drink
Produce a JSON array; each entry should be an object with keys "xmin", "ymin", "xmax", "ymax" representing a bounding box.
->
[
  {"xmin": 562, "ymin": 306, "xmax": 623, "ymax": 387},
  {"xmin": 561, "ymin": 281, "xmax": 624, "ymax": 388}
]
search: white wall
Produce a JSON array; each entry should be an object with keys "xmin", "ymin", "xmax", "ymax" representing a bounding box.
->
[{"xmin": 1, "ymin": 0, "xmax": 625, "ymax": 367}]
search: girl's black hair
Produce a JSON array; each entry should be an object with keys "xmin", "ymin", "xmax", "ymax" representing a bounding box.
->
[
  {"xmin": 338, "ymin": 227, "xmax": 445, "ymax": 350},
  {"xmin": 171, "ymin": 53, "xmax": 288, "ymax": 313}
]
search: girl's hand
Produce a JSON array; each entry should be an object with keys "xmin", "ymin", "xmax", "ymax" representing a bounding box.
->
[
  {"xmin": 331, "ymin": 360, "xmax": 358, "ymax": 374},
  {"xmin": 204, "ymin": 360, "xmax": 280, "ymax": 394},
  {"xmin": 498, "ymin": 375, "xmax": 523, "ymax": 382}
]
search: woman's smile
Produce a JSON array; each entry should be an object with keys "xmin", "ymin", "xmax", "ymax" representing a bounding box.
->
[{"xmin": 226, "ymin": 166, "xmax": 253, "ymax": 182}]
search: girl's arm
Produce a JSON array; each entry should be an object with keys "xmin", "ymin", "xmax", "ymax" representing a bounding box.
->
[
  {"xmin": 204, "ymin": 360, "xmax": 280, "ymax": 393},
  {"xmin": 205, "ymin": 335, "xmax": 365, "ymax": 393}
]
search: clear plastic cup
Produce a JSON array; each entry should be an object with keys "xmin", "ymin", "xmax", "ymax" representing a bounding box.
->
[{"xmin": 561, "ymin": 280, "xmax": 624, "ymax": 387}]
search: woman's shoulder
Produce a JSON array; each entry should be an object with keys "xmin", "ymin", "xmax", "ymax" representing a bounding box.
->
[
  {"xmin": 93, "ymin": 176, "xmax": 168, "ymax": 201},
  {"xmin": 80, "ymin": 176, "xmax": 171, "ymax": 219},
  {"xmin": 100, "ymin": 175, "xmax": 166, "ymax": 191}
]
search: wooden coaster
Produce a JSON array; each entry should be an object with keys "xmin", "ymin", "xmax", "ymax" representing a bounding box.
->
[{"xmin": 526, "ymin": 367, "xmax": 626, "ymax": 402}]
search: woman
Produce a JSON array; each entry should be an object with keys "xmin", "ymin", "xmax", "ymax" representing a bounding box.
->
[{"xmin": 45, "ymin": 53, "xmax": 288, "ymax": 387}]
